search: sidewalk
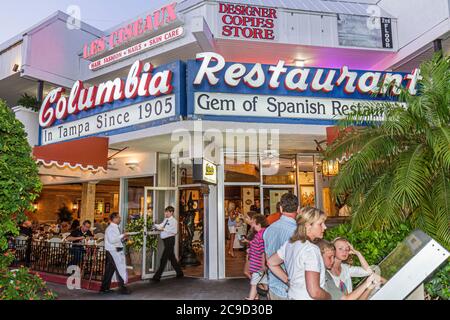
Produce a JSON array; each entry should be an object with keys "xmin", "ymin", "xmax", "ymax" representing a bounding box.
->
[{"xmin": 47, "ymin": 277, "xmax": 249, "ymax": 300}]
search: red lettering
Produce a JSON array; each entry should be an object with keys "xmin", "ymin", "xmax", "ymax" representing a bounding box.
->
[{"xmin": 219, "ymin": 3, "xmax": 228, "ymax": 13}]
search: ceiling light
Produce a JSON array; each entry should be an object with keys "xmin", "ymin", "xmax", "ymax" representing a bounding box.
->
[{"xmin": 294, "ymin": 60, "xmax": 305, "ymax": 67}]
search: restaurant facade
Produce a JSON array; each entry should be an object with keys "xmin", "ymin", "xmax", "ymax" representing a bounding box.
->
[{"xmin": 2, "ymin": 0, "xmax": 450, "ymax": 281}]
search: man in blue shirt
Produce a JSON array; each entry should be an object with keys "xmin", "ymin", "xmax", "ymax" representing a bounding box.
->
[{"xmin": 263, "ymin": 193, "xmax": 299, "ymax": 300}]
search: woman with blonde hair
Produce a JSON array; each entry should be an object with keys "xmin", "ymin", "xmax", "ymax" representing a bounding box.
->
[
  {"xmin": 329, "ymin": 237, "xmax": 373, "ymax": 295},
  {"xmin": 267, "ymin": 207, "xmax": 331, "ymax": 300}
]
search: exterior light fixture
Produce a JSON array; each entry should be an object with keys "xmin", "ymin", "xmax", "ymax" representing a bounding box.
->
[
  {"xmin": 322, "ymin": 159, "xmax": 339, "ymax": 177},
  {"xmin": 73, "ymin": 202, "xmax": 78, "ymax": 211},
  {"xmin": 12, "ymin": 64, "xmax": 19, "ymax": 72},
  {"xmin": 32, "ymin": 203, "xmax": 38, "ymax": 211},
  {"xmin": 294, "ymin": 59, "xmax": 305, "ymax": 67},
  {"xmin": 126, "ymin": 160, "xmax": 140, "ymax": 170}
]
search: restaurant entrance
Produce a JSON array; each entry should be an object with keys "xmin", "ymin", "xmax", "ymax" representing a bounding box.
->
[
  {"xmin": 141, "ymin": 187, "xmax": 178, "ymax": 280},
  {"xmin": 178, "ymin": 186, "xmax": 205, "ymax": 278}
]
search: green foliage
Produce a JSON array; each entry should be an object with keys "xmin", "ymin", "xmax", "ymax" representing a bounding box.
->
[
  {"xmin": 324, "ymin": 223, "xmax": 413, "ymax": 266},
  {"xmin": 17, "ymin": 93, "xmax": 39, "ymax": 112},
  {"xmin": 56, "ymin": 204, "xmax": 73, "ymax": 223},
  {"xmin": 325, "ymin": 54, "xmax": 450, "ymax": 248},
  {"xmin": 425, "ymin": 260, "xmax": 450, "ymax": 300},
  {"xmin": 125, "ymin": 217, "xmax": 158, "ymax": 251},
  {"xmin": 0, "ymin": 99, "xmax": 42, "ymax": 263},
  {"xmin": 0, "ymin": 267, "xmax": 56, "ymax": 300},
  {"xmin": 0, "ymin": 99, "xmax": 52, "ymax": 300}
]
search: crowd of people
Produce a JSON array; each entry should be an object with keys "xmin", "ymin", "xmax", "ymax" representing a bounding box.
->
[{"xmin": 237, "ymin": 193, "xmax": 384, "ymax": 300}]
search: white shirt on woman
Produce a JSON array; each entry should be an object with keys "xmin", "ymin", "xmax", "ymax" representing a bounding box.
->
[
  {"xmin": 277, "ymin": 240, "xmax": 326, "ymax": 300},
  {"xmin": 329, "ymin": 263, "xmax": 371, "ymax": 294}
]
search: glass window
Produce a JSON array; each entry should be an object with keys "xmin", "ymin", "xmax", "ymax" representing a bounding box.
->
[
  {"xmin": 178, "ymin": 160, "xmax": 194, "ymax": 185},
  {"xmin": 224, "ymin": 155, "xmax": 260, "ymax": 183},
  {"xmin": 126, "ymin": 177, "xmax": 154, "ymax": 223},
  {"xmin": 262, "ymin": 155, "xmax": 296, "ymax": 185}
]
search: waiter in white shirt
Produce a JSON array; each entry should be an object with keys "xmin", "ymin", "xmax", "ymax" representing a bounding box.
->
[
  {"xmin": 100, "ymin": 212, "xmax": 131, "ymax": 294},
  {"xmin": 151, "ymin": 206, "xmax": 184, "ymax": 281}
]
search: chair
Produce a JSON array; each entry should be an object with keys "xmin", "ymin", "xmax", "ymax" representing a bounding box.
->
[
  {"xmin": 61, "ymin": 232, "xmax": 71, "ymax": 240},
  {"xmin": 46, "ymin": 238, "xmax": 64, "ymax": 269},
  {"xmin": 94, "ymin": 233, "xmax": 104, "ymax": 240}
]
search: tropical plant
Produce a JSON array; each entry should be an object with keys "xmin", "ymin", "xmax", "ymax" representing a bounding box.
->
[
  {"xmin": 0, "ymin": 99, "xmax": 42, "ymax": 266},
  {"xmin": 425, "ymin": 260, "xmax": 450, "ymax": 300},
  {"xmin": 17, "ymin": 93, "xmax": 40, "ymax": 112},
  {"xmin": 56, "ymin": 204, "xmax": 73, "ymax": 223},
  {"xmin": 324, "ymin": 222, "xmax": 413, "ymax": 267},
  {"xmin": 325, "ymin": 54, "xmax": 450, "ymax": 248},
  {"xmin": 0, "ymin": 99, "xmax": 55, "ymax": 300},
  {"xmin": 125, "ymin": 217, "xmax": 158, "ymax": 251}
]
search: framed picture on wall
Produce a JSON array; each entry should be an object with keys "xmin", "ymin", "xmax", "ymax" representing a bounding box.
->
[
  {"xmin": 105, "ymin": 203, "xmax": 111, "ymax": 214},
  {"xmin": 300, "ymin": 186, "xmax": 315, "ymax": 207}
]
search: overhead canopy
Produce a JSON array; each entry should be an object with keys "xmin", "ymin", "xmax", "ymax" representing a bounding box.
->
[{"xmin": 33, "ymin": 137, "xmax": 109, "ymax": 172}]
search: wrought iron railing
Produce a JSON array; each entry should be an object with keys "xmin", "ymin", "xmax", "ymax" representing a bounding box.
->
[{"xmin": 11, "ymin": 239, "xmax": 106, "ymax": 281}]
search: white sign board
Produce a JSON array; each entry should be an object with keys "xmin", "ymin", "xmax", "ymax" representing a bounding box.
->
[
  {"xmin": 41, "ymin": 95, "xmax": 176, "ymax": 145},
  {"xmin": 89, "ymin": 27, "xmax": 185, "ymax": 70},
  {"xmin": 202, "ymin": 158, "xmax": 217, "ymax": 184},
  {"xmin": 194, "ymin": 92, "xmax": 394, "ymax": 121}
]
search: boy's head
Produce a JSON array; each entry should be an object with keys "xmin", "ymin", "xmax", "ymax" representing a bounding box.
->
[
  {"xmin": 165, "ymin": 206, "xmax": 175, "ymax": 218},
  {"xmin": 317, "ymin": 239, "xmax": 336, "ymax": 270},
  {"xmin": 253, "ymin": 214, "xmax": 268, "ymax": 231}
]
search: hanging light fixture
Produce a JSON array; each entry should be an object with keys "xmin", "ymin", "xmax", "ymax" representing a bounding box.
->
[{"xmin": 322, "ymin": 159, "xmax": 340, "ymax": 177}]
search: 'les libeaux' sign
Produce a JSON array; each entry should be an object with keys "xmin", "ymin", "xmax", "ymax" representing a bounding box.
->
[{"xmin": 83, "ymin": 2, "xmax": 179, "ymax": 60}]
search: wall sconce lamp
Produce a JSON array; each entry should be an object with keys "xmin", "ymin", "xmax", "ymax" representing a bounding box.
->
[
  {"xmin": 322, "ymin": 159, "xmax": 340, "ymax": 177},
  {"xmin": 73, "ymin": 202, "xmax": 78, "ymax": 211},
  {"xmin": 126, "ymin": 160, "xmax": 140, "ymax": 170},
  {"xmin": 32, "ymin": 203, "xmax": 38, "ymax": 211},
  {"xmin": 12, "ymin": 64, "xmax": 20, "ymax": 72},
  {"xmin": 294, "ymin": 59, "xmax": 305, "ymax": 67}
]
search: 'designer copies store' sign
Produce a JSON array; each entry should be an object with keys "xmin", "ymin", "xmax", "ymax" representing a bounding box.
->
[{"xmin": 187, "ymin": 52, "xmax": 419, "ymax": 125}]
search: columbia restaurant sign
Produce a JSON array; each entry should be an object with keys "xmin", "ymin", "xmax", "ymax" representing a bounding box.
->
[{"xmin": 39, "ymin": 52, "xmax": 420, "ymax": 145}]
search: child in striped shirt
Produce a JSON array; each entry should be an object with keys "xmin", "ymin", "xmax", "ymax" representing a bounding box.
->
[{"xmin": 245, "ymin": 214, "xmax": 269, "ymax": 300}]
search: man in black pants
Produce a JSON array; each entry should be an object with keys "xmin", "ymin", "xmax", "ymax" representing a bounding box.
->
[
  {"xmin": 152, "ymin": 206, "xmax": 183, "ymax": 282},
  {"xmin": 100, "ymin": 212, "xmax": 130, "ymax": 294}
]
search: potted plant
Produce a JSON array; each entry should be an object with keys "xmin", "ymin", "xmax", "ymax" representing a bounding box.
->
[
  {"xmin": 125, "ymin": 217, "xmax": 158, "ymax": 275},
  {"xmin": 17, "ymin": 93, "xmax": 40, "ymax": 112},
  {"xmin": 56, "ymin": 204, "xmax": 73, "ymax": 223}
]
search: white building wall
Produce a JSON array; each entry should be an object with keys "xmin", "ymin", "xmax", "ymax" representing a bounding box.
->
[
  {"xmin": 12, "ymin": 106, "xmax": 39, "ymax": 147},
  {"xmin": 22, "ymin": 12, "xmax": 103, "ymax": 88},
  {"xmin": 0, "ymin": 42, "xmax": 22, "ymax": 81}
]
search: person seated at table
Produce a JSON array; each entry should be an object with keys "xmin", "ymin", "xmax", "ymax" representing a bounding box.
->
[
  {"xmin": 67, "ymin": 220, "xmax": 93, "ymax": 266},
  {"xmin": 19, "ymin": 220, "xmax": 33, "ymax": 267},
  {"xmin": 94, "ymin": 219, "xmax": 104, "ymax": 233},
  {"xmin": 70, "ymin": 219, "xmax": 80, "ymax": 232},
  {"xmin": 60, "ymin": 221, "xmax": 71, "ymax": 233}
]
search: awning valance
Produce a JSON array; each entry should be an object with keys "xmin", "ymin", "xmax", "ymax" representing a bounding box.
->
[{"xmin": 33, "ymin": 137, "xmax": 109, "ymax": 172}]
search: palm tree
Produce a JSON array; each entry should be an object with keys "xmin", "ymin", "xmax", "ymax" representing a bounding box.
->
[{"xmin": 325, "ymin": 54, "xmax": 450, "ymax": 248}]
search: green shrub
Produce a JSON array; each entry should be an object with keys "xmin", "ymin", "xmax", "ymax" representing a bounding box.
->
[
  {"xmin": 0, "ymin": 99, "xmax": 54, "ymax": 300},
  {"xmin": 0, "ymin": 267, "xmax": 56, "ymax": 300},
  {"xmin": 424, "ymin": 261, "xmax": 449, "ymax": 300},
  {"xmin": 324, "ymin": 223, "xmax": 413, "ymax": 266}
]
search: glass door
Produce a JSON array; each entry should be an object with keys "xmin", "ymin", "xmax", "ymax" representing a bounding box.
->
[{"xmin": 142, "ymin": 187, "xmax": 178, "ymax": 280}]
